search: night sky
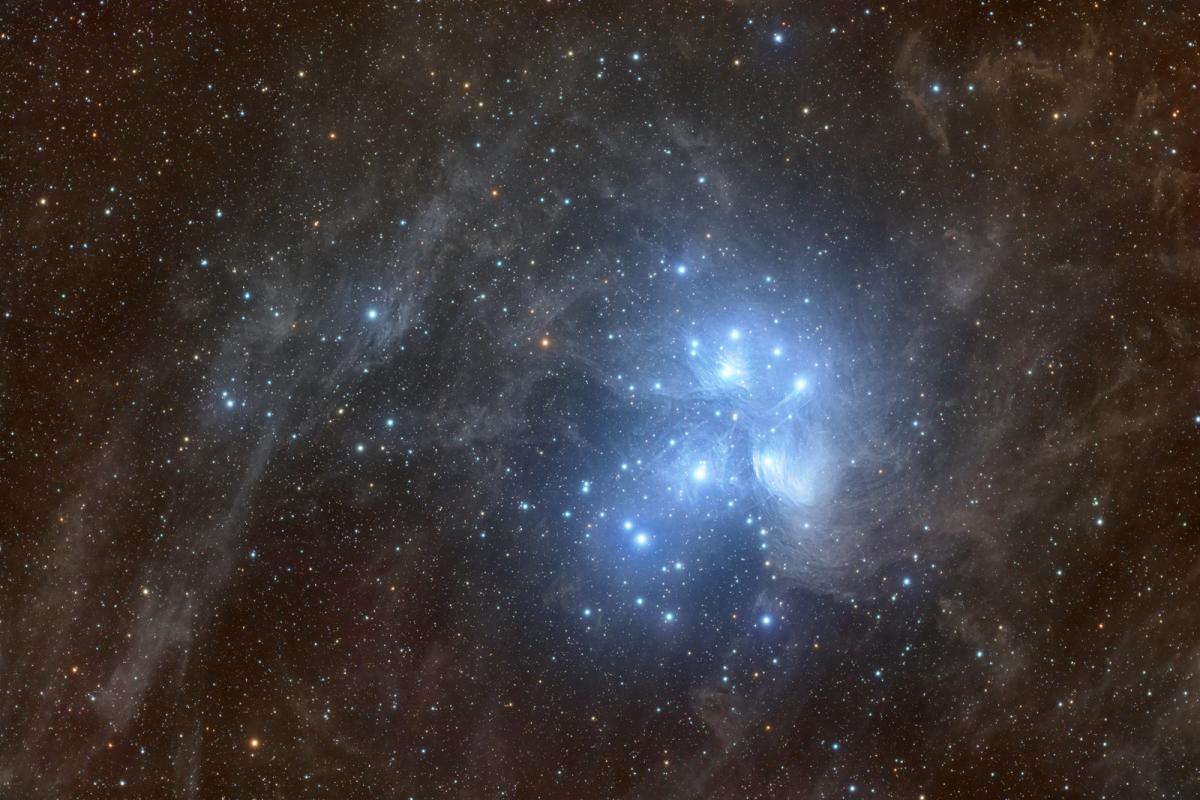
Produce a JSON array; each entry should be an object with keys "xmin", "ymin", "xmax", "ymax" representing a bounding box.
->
[{"xmin": 5, "ymin": 2, "xmax": 1200, "ymax": 798}]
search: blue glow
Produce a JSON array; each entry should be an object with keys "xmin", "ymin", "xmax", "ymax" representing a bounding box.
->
[
  {"xmin": 717, "ymin": 351, "xmax": 746, "ymax": 383},
  {"xmin": 634, "ymin": 531, "xmax": 650, "ymax": 547},
  {"xmin": 692, "ymin": 461, "xmax": 708, "ymax": 482},
  {"xmin": 773, "ymin": 32, "xmax": 784, "ymax": 44},
  {"xmin": 385, "ymin": 418, "xmax": 395, "ymax": 428},
  {"xmin": 366, "ymin": 308, "xmax": 379, "ymax": 321},
  {"xmin": 760, "ymin": 614, "xmax": 773, "ymax": 626}
]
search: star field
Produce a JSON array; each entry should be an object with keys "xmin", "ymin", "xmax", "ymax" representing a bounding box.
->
[{"xmin": 4, "ymin": 1, "xmax": 1200, "ymax": 798}]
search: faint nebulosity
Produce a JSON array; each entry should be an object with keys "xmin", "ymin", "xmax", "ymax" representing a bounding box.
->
[{"xmin": 4, "ymin": 2, "xmax": 1200, "ymax": 798}]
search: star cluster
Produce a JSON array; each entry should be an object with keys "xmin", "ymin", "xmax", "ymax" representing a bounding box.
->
[{"xmin": 4, "ymin": 2, "xmax": 1200, "ymax": 798}]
